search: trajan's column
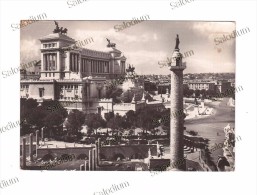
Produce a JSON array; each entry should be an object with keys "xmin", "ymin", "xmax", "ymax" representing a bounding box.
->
[{"xmin": 169, "ymin": 34, "xmax": 186, "ymax": 170}]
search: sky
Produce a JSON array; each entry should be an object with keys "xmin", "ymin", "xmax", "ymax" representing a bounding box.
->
[{"xmin": 20, "ymin": 20, "xmax": 235, "ymax": 75}]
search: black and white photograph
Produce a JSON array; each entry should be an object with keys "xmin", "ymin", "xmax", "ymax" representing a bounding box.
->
[
  {"xmin": 19, "ymin": 20, "xmax": 238, "ymax": 171},
  {"xmin": 0, "ymin": 0, "xmax": 256, "ymax": 195}
]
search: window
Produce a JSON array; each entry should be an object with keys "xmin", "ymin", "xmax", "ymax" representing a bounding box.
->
[
  {"xmin": 53, "ymin": 73, "xmax": 55, "ymax": 77},
  {"xmin": 49, "ymin": 73, "xmax": 51, "ymax": 77},
  {"xmin": 75, "ymin": 85, "xmax": 78, "ymax": 89},
  {"xmin": 45, "ymin": 73, "xmax": 47, "ymax": 77},
  {"xmin": 39, "ymin": 88, "xmax": 44, "ymax": 97}
]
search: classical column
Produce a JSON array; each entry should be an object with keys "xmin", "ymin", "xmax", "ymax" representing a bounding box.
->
[
  {"xmin": 71, "ymin": 53, "xmax": 74, "ymax": 71},
  {"xmin": 43, "ymin": 54, "xmax": 47, "ymax": 71},
  {"xmin": 41, "ymin": 128, "xmax": 44, "ymax": 141},
  {"xmin": 169, "ymin": 34, "xmax": 186, "ymax": 171},
  {"xmin": 80, "ymin": 164, "xmax": 85, "ymax": 171},
  {"xmin": 97, "ymin": 138, "xmax": 101, "ymax": 166},
  {"xmin": 88, "ymin": 150, "xmax": 92, "ymax": 171},
  {"xmin": 36, "ymin": 130, "xmax": 39, "ymax": 157},
  {"xmin": 49, "ymin": 54, "xmax": 52, "ymax": 71},
  {"xmin": 22, "ymin": 137, "xmax": 26, "ymax": 169},
  {"xmin": 36, "ymin": 130, "xmax": 39, "ymax": 146},
  {"xmin": 69, "ymin": 52, "xmax": 72, "ymax": 71},
  {"xmin": 29, "ymin": 133, "xmax": 33, "ymax": 161},
  {"xmin": 74, "ymin": 54, "xmax": 76, "ymax": 72},
  {"xmin": 73, "ymin": 54, "xmax": 76, "ymax": 72},
  {"xmin": 85, "ymin": 161, "xmax": 87, "ymax": 171},
  {"xmin": 95, "ymin": 141, "xmax": 99, "ymax": 167},
  {"xmin": 53, "ymin": 53, "xmax": 56, "ymax": 71},
  {"xmin": 81, "ymin": 59, "xmax": 84, "ymax": 72},
  {"xmin": 92, "ymin": 149, "xmax": 95, "ymax": 170},
  {"xmin": 76, "ymin": 54, "xmax": 78, "ymax": 72},
  {"xmin": 78, "ymin": 54, "xmax": 80, "ymax": 73},
  {"xmin": 46, "ymin": 54, "xmax": 49, "ymax": 70}
]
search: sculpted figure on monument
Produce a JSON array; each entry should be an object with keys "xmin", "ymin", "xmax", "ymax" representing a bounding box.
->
[
  {"xmin": 175, "ymin": 34, "xmax": 180, "ymax": 50},
  {"xmin": 106, "ymin": 38, "xmax": 116, "ymax": 48},
  {"xmin": 53, "ymin": 21, "xmax": 68, "ymax": 34},
  {"xmin": 53, "ymin": 21, "xmax": 61, "ymax": 33}
]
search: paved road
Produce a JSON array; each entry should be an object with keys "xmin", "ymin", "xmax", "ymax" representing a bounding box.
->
[{"xmin": 185, "ymin": 98, "xmax": 235, "ymax": 164}]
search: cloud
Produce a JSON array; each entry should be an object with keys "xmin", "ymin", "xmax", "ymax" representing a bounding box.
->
[
  {"xmin": 20, "ymin": 39, "xmax": 40, "ymax": 65},
  {"xmin": 184, "ymin": 58, "xmax": 235, "ymax": 73},
  {"xmin": 192, "ymin": 22, "xmax": 236, "ymax": 47},
  {"xmin": 192, "ymin": 22, "xmax": 235, "ymax": 37},
  {"xmin": 124, "ymin": 50, "xmax": 168, "ymax": 74},
  {"xmin": 153, "ymin": 33, "xmax": 158, "ymax": 41},
  {"xmin": 74, "ymin": 28, "xmax": 154, "ymax": 52},
  {"xmin": 20, "ymin": 21, "xmax": 235, "ymax": 75}
]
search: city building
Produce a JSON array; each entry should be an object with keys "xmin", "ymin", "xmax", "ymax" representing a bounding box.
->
[
  {"xmin": 20, "ymin": 22, "xmax": 165, "ymax": 117},
  {"xmin": 20, "ymin": 22, "xmax": 126, "ymax": 113},
  {"xmin": 187, "ymin": 81, "xmax": 216, "ymax": 91},
  {"xmin": 215, "ymin": 80, "xmax": 232, "ymax": 93},
  {"xmin": 157, "ymin": 83, "xmax": 170, "ymax": 94}
]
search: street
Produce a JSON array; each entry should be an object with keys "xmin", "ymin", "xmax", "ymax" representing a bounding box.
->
[{"xmin": 185, "ymin": 98, "xmax": 235, "ymax": 163}]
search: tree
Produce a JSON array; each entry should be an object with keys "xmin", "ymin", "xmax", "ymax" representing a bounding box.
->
[
  {"xmin": 200, "ymin": 89, "xmax": 206, "ymax": 99},
  {"xmin": 183, "ymin": 85, "xmax": 190, "ymax": 97},
  {"xmin": 84, "ymin": 113, "xmax": 106, "ymax": 135},
  {"xmin": 107, "ymin": 113, "xmax": 124, "ymax": 135},
  {"xmin": 188, "ymin": 89, "xmax": 194, "ymax": 97},
  {"xmin": 43, "ymin": 112, "xmax": 65, "ymax": 136},
  {"xmin": 26, "ymin": 106, "xmax": 48, "ymax": 129},
  {"xmin": 104, "ymin": 112, "xmax": 114, "ymax": 122},
  {"xmin": 20, "ymin": 123, "xmax": 31, "ymax": 136},
  {"xmin": 195, "ymin": 89, "xmax": 200, "ymax": 98},
  {"xmin": 160, "ymin": 108, "xmax": 170, "ymax": 128},
  {"xmin": 21, "ymin": 98, "xmax": 38, "ymax": 120},
  {"xmin": 125, "ymin": 110, "xmax": 137, "ymax": 128},
  {"xmin": 41, "ymin": 100, "xmax": 68, "ymax": 119},
  {"xmin": 207, "ymin": 90, "xmax": 217, "ymax": 99},
  {"xmin": 106, "ymin": 87, "xmax": 123, "ymax": 103},
  {"xmin": 65, "ymin": 110, "xmax": 85, "ymax": 136},
  {"xmin": 135, "ymin": 107, "xmax": 162, "ymax": 135}
]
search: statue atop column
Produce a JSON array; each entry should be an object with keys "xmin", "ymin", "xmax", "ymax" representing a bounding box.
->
[{"xmin": 175, "ymin": 34, "xmax": 180, "ymax": 50}]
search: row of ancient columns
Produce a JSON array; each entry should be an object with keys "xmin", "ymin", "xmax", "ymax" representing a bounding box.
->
[
  {"xmin": 81, "ymin": 138, "xmax": 101, "ymax": 171},
  {"xmin": 21, "ymin": 130, "xmax": 40, "ymax": 169},
  {"xmin": 22, "ymin": 133, "xmax": 102, "ymax": 171}
]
